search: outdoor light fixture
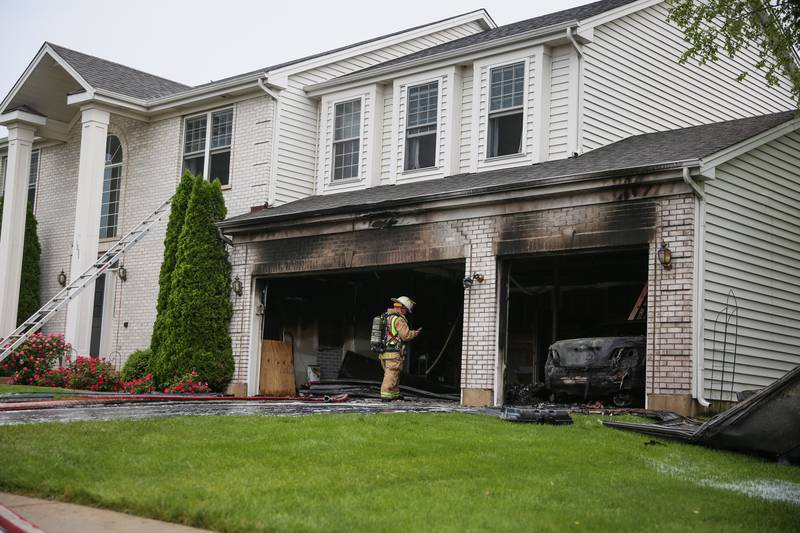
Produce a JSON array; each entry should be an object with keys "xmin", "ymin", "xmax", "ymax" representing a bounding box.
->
[
  {"xmin": 657, "ymin": 242, "xmax": 673, "ymax": 270},
  {"xmin": 232, "ymin": 275, "xmax": 243, "ymax": 296},
  {"xmin": 57, "ymin": 270, "xmax": 67, "ymax": 287},
  {"xmin": 463, "ymin": 273, "xmax": 486, "ymax": 289},
  {"xmin": 117, "ymin": 266, "xmax": 128, "ymax": 282}
]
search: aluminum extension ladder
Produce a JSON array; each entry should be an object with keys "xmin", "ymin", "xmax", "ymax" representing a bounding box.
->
[{"xmin": 0, "ymin": 197, "xmax": 172, "ymax": 363}]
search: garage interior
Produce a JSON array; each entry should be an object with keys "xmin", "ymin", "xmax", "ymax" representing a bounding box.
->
[
  {"xmin": 503, "ymin": 248, "xmax": 649, "ymax": 405},
  {"xmin": 258, "ymin": 262, "xmax": 466, "ymax": 396}
]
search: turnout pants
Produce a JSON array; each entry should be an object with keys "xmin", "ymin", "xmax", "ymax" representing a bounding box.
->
[{"xmin": 380, "ymin": 355, "xmax": 403, "ymax": 400}]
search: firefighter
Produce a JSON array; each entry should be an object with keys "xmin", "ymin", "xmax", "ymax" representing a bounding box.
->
[{"xmin": 379, "ymin": 296, "xmax": 421, "ymax": 402}]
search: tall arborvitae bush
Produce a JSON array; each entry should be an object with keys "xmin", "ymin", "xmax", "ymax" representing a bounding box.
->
[
  {"xmin": 149, "ymin": 171, "xmax": 197, "ymax": 356},
  {"xmin": 151, "ymin": 178, "xmax": 234, "ymax": 391},
  {"xmin": 0, "ymin": 197, "xmax": 41, "ymax": 325}
]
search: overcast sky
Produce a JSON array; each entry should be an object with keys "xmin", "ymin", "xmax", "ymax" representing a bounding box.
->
[{"xmin": 0, "ymin": 0, "xmax": 601, "ymax": 137}]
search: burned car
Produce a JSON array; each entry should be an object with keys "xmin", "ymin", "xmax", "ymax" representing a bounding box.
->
[{"xmin": 544, "ymin": 336, "xmax": 646, "ymax": 406}]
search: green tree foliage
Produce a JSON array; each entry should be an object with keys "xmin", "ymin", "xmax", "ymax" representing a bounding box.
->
[
  {"xmin": 151, "ymin": 177, "xmax": 234, "ymax": 391},
  {"xmin": 668, "ymin": 0, "xmax": 800, "ymax": 106},
  {"xmin": 0, "ymin": 197, "xmax": 41, "ymax": 325},
  {"xmin": 150, "ymin": 172, "xmax": 197, "ymax": 357},
  {"xmin": 120, "ymin": 348, "xmax": 153, "ymax": 382}
]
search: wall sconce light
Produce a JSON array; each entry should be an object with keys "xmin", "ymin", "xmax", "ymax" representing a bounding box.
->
[
  {"xmin": 117, "ymin": 266, "xmax": 128, "ymax": 282},
  {"xmin": 57, "ymin": 270, "xmax": 67, "ymax": 287},
  {"xmin": 232, "ymin": 275, "xmax": 243, "ymax": 296},
  {"xmin": 462, "ymin": 273, "xmax": 486, "ymax": 289},
  {"xmin": 657, "ymin": 242, "xmax": 673, "ymax": 270}
]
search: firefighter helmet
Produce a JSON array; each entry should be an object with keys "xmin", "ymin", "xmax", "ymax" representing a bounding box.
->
[{"xmin": 391, "ymin": 296, "xmax": 416, "ymax": 313}]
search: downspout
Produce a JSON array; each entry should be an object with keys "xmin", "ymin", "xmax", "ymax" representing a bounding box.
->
[
  {"xmin": 685, "ymin": 166, "xmax": 711, "ymax": 408},
  {"xmin": 566, "ymin": 26, "xmax": 583, "ymax": 156},
  {"xmin": 258, "ymin": 74, "xmax": 282, "ymax": 206}
]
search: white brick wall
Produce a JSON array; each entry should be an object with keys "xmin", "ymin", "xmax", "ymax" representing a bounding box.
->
[{"xmin": 28, "ymin": 99, "xmax": 272, "ymax": 375}]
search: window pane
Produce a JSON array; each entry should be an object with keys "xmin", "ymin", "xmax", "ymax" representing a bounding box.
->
[
  {"xmin": 211, "ymin": 109, "xmax": 233, "ymax": 149},
  {"xmin": 487, "ymin": 111, "xmax": 523, "ymax": 158},
  {"xmin": 407, "ymin": 81, "xmax": 438, "ymax": 128},
  {"xmin": 99, "ymin": 165, "xmax": 122, "ymax": 239},
  {"xmin": 184, "ymin": 155, "xmax": 205, "ymax": 177},
  {"xmin": 333, "ymin": 139, "xmax": 360, "ymax": 180},
  {"xmin": 28, "ymin": 150, "xmax": 39, "ymax": 208},
  {"xmin": 1, "ymin": 156, "xmax": 6, "ymax": 196},
  {"xmin": 184, "ymin": 116, "xmax": 207, "ymax": 154},
  {"xmin": 105, "ymin": 136, "xmax": 122, "ymax": 165},
  {"xmin": 209, "ymin": 150, "xmax": 231, "ymax": 186},
  {"xmin": 334, "ymin": 99, "xmax": 361, "ymax": 141},
  {"xmin": 405, "ymin": 132, "xmax": 437, "ymax": 171},
  {"xmin": 489, "ymin": 62, "xmax": 525, "ymax": 112}
]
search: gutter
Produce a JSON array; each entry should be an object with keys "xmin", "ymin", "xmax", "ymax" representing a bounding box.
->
[
  {"xmin": 306, "ymin": 19, "xmax": 580, "ymax": 93},
  {"xmin": 219, "ymin": 158, "xmax": 699, "ymax": 231}
]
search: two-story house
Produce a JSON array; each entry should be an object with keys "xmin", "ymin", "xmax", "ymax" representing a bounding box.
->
[{"xmin": 1, "ymin": 0, "xmax": 798, "ymax": 413}]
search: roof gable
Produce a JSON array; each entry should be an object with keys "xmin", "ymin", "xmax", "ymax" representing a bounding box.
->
[{"xmin": 46, "ymin": 43, "xmax": 190, "ymax": 101}]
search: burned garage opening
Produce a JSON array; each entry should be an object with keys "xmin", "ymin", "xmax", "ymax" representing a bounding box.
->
[
  {"xmin": 257, "ymin": 262, "xmax": 465, "ymax": 398},
  {"xmin": 502, "ymin": 248, "xmax": 649, "ymax": 407}
]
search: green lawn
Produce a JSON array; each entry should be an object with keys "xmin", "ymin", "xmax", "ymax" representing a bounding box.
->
[
  {"xmin": 0, "ymin": 384, "xmax": 76, "ymax": 394},
  {"xmin": 0, "ymin": 413, "xmax": 798, "ymax": 532}
]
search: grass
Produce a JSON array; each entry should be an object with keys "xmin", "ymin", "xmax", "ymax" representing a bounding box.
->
[
  {"xmin": 0, "ymin": 413, "xmax": 798, "ymax": 532},
  {"xmin": 0, "ymin": 383, "xmax": 76, "ymax": 394}
]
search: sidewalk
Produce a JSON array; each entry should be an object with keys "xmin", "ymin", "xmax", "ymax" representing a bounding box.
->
[{"xmin": 0, "ymin": 492, "xmax": 212, "ymax": 533}]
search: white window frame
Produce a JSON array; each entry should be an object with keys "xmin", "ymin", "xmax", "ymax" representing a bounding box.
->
[
  {"xmin": 99, "ymin": 136, "xmax": 123, "ymax": 241},
  {"xmin": 27, "ymin": 149, "xmax": 40, "ymax": 211},
  {"xmin": 390, "ymin": 67, "xmax": 459, "ymax": 184},
  {"xmin": 0, "ymin": 154, "xmax": 7, "ymax": 197},
  {"xmin": 331, "ymin": 98, "xmax": 363, "ymax": 181},
  {"xmin": 472, "ymin": 51, "xmax": 534, "ymax": 172},
  {"xmin": 182, "ymin": 107, "xmax": 234, "ymax": 188},
  {"xmin": 318, "ymin": 85, "xmax": 382, "ymax": 193}
]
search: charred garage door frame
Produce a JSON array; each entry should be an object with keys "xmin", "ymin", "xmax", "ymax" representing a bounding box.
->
[{"xmin": 494, "ymin": 200, "xmax": 657, "ymax": 405}]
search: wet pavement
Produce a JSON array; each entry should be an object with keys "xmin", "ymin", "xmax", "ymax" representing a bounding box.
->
[{"xmin": 0, "ymin": 399, "xmax": 483, "ymax": 426}]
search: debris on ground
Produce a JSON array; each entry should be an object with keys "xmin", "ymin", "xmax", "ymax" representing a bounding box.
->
[
  {"xmin": 604, "ymin": 364, "xmax": 800, "ymax": 464},
  {"xmin": 500, "ymin": 406, "xmax": 573, "ymax": 425}
]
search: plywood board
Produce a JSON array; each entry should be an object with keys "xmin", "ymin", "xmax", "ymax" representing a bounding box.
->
[{"xmin": 259, "ymin": 340, "xmax": 296, "ymax": 396}]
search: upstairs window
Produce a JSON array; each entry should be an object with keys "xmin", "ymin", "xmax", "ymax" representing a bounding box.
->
[
  {"xmin": 28, "ymin": 149, "xmax": 40, "ymax": 208},
  {"xmin": 332, "ymin": 99, "xmax": 361, "ymax": 181},
  {"xmin": 487, "ymin": 62, "xmax": 525, "ymax": 158},
  {"xmin": 183, "ymin": 108, "xmax": 233, "ymax": 186},
  {"xmin": 404, "ymin": 81, "xmax": 439, "ymax": 171},
  {"xmin": 100, "ymin": 136, "xmax": 123, "ymax": 239}
]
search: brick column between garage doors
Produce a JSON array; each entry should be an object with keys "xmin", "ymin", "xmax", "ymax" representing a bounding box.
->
[
  {"xmin": 458, "ymin": 217, "xmax": 500, "ymax": 407},
  {"xmin": 646, "ymin": 194, "xmax": 695, "ymax": 411}
]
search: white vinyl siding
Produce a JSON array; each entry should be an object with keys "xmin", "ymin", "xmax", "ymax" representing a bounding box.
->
[
  {"xmin": 548, "ymin": 45, "xmax": 572, "ymax": 160},
  {"xmin": 380, "ymin": 92, "xmax": 393, "ymax": 185},
  {"xmin": 274, "ymin": 21, "xmax": 485, "ymax": 204},
  {"xmin": 459, "ymin": 66, "xmax": 474, "ymax": 173},
  {"xmin": 581, "ymin": 1, "xmax": 794, "ymax": 153},
  {"xmin": 702, "ymin": 130, "xmax": 800, "ymax": 400}
]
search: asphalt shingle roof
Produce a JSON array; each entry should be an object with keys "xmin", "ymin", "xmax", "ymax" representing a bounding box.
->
[
  {"xmin": 221, "ymin": 111, "xmax": 796, "ymax": 228},
  {"xmin": 47, "ymin": 43, "xmax": 191, "ymax": 100},
  {"xmin": 338, "ymin": 0, "xmax": 640, "ymax": 77}
]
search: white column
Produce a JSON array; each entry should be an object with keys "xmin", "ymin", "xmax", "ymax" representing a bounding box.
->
[
  {"xmin": 64, "ymin": 107, "xmax": 110, "ymax": 355},
  {"xmin": 0, "ymin": 118, "xmax": 40, "ymax": 337}
]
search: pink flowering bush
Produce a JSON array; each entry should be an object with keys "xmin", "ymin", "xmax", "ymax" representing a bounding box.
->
[
  {"xmin": 164, "ymin": 371, "xmax": 210, "ymax": 394},
  {"xmin": 63, "ymin": 356, "xmax": 119, "ymax": 391},
  {"xmin": 5, "ymin": 333, "xmax": 69, "ymax": 384},
  {"xmin": 120, "ymin": 373, "xmax": 157, "ymax": 394}
]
